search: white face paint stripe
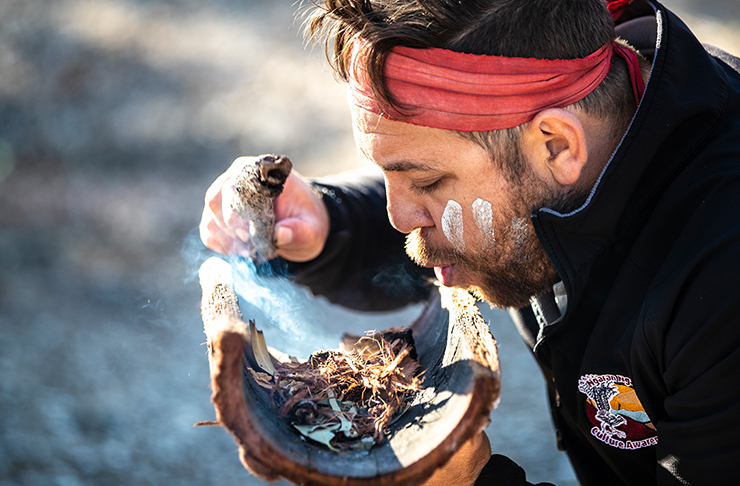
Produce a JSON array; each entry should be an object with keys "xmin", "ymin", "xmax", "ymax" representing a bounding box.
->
[
  {"xmin": 442, "ymin": 200, "xmax": 465, "ymax": 251},
  {"xmin": 472, "ymin": 198, "xmax": 494, "ymax": 246}
]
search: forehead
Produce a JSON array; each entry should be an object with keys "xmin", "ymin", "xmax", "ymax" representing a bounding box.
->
[{"xmin": 350, "ymin": 104, "xmax": 487, "ymax": 170}]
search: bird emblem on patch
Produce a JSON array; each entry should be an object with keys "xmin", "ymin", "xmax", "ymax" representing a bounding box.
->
[{"xmin": 578, "ymin": 374, "xmax": 658, "ymax": 450}]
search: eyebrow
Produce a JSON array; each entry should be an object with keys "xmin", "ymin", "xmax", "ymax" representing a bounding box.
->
[{"xmin": 381, "ymin": 160, "xmax": 437, "ymax": 172}]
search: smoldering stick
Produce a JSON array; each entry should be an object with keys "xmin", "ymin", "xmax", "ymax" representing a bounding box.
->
[{"xmin": 231, "ymin": 154, "xmax": 293, "ymax": 262}]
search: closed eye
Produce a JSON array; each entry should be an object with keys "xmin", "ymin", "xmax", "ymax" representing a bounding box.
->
[{"xmin": 411, "ymin": 178, "xmax": 443, "ymax": 195}]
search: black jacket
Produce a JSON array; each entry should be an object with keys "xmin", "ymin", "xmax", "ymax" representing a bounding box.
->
[{"xmin": 285, "ymin": 2, "xmax": 740, "ymax": 484}]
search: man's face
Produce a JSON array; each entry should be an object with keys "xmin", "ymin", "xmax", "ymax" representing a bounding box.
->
[{"xmin": 351, "ymin": 105, "xmax": 577, "ymax": 308}]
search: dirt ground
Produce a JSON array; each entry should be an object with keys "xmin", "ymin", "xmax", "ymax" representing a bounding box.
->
[{"xmin": 0, "ymin": 1, "xmax": 737, "ymax": 485}]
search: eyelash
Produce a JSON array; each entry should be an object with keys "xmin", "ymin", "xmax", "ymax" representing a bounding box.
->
[{"xmin": 411, "ymin": 179, "xmax": 443, "ymax": 195}]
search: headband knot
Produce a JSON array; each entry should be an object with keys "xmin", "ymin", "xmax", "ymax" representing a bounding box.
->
[{"xmin": 607, "ymin": 0, "xmax": 634, "ymax": 22}]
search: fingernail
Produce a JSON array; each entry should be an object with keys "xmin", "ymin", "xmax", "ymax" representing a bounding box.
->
[
  {"xmin": 275, "ymin": 226, "xmax": 293, "ymax": 247},
  {"xmin": 235, "ymin": 228, "xmax": 250, "ymax": 242}
]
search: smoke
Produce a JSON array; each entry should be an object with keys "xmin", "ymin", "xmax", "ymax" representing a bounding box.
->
[
  {"xmin": 183, "ymin": 232, "xmax": 427, "ymax": 360},
  {"xmin": 371, "ymin": 261, "xmax": 434, "ymax": 306},
  {"xmin": 182, "ymin": 231, "xmax": 335, "ymax": 358},
  {"xmin": 181, "ymin": 229, "xmax": 211, "ymax": 285},
  {"xmin": 228, "ymin": 256, "xmax": 334, "ymax": 359}
]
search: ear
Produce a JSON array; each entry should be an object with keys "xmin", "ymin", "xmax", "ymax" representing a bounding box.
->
[{"xmin": 524, "ymin": 108, "xmax": 588, "ymax": 187}]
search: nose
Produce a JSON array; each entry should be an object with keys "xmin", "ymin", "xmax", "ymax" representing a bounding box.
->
[{"xmin": 384, "ymin": 174, "xmax": 434, "ymax": 234}]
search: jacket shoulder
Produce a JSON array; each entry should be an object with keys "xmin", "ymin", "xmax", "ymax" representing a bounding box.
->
[{"xmin": 703, "ymin": 44, "xmax": 740, "ymax": 76}]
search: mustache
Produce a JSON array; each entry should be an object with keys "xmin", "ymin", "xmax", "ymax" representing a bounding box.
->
[{"xmin": 404, "ymin": 228, "xmax": 467, "ymax": 266}]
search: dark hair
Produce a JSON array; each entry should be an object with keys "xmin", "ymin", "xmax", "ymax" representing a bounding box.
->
[{"xmin": 305, "ymin": 0, "xmax": 644, "ymax": 176}]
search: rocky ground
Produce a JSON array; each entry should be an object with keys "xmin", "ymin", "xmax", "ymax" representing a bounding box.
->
[{"xmin": 0, "ymin": 1, "xmax": 737, "ymax": 485}]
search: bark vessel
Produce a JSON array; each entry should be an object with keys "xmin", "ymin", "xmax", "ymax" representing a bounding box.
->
[{"xmin": 198, "ymin": 256, "xmax": 501, "ymax": 486}]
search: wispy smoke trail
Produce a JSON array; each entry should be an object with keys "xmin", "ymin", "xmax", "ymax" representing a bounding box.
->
[
  {"xmin": 228, "ymin": 256, "xmax": 334, "ymax": 358},
  {"xmin": 183, "ymin": 231, "xmax": 334, "ymax": 358}
]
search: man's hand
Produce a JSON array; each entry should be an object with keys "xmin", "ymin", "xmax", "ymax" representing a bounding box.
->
[
  {"xmin": 199, "ymin": 156, "xmax": 330, "ymax": 262},
  {"xmin": 421, "ymin": 432, "xmax": 492, "ymax": 486}
]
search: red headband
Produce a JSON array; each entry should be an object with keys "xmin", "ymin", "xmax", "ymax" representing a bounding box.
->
[{"xmin": 348, "ymin": 0, "xmax": 644, "ymax": 132}]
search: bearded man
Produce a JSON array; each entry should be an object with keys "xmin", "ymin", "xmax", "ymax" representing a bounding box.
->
[{"xmin": 199, "ymin": 0, "xmax": 740, "ymax": 484}]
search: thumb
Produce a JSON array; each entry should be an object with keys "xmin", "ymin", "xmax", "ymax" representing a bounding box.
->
[
  {"xmin": 274, "ymin": 223, "xmax": 295, "ymax": 248},
  {"xmin": 273, "ymin": 219, "xmax": 326, "ymax": 262}
]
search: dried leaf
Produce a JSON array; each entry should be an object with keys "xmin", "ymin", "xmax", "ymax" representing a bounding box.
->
[
  {"xmin": 250, "ymin": 368, "xmax": 274, "ymax": 389},
  {"xmin": 249, "ymin": 321, "xmax": 276, "ymax": 375},
  {"xmin": 335, "ymin": 408, "xmax": 355, "ymax": 437},
  {"xmin": 294, "ymin": 423, "xmax": 341, "ymax": 451}
]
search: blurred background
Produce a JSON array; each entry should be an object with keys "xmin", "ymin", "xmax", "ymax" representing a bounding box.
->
[{"xmin": 0, "ymin": 1, "xmax": 737, "ymax": 485}]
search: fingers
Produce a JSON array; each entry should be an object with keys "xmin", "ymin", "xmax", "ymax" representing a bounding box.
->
[
  {"xmin": 420, "ymin": 432, "xmax": 491, "ymax": 486},
  {"xmin": 219, "ymin": 182, "xmax": 248, "ymax": 235},
  {"xmin": 200, "ymin": 169, "xmax": 252, "ymax": 256},
  {"xmin": 199, "ymin": 203, "xmax": 252, "ymax": 256}
]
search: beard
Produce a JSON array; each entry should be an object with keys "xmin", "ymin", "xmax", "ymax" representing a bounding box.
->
[{"xmin": 405, "ymin": 149, "xmax": 588, "ymax": 309}]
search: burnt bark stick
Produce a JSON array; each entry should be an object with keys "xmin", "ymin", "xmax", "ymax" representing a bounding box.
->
[
  {"xmin": 198, "ymin": 256, "xmax": 244, "ymax": 338},
  {"xmin": 231, "ymin": 154, "xmax": 292, "ymax": 262},
  {"xmin": 198, "ymin": 257, "xmax": 502, "ymax": 486}
]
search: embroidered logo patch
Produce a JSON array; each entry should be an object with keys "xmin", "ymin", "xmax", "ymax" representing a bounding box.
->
[{"xmin": 578, "ymin": 374, "xmax": 658, "ymax": 450}]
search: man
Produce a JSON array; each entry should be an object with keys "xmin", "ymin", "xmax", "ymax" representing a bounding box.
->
[{"xmin": 200, "ymin": 0, "xmax": 740, "ymax": 484}]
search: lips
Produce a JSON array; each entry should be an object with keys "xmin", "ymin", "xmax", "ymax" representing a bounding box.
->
[{"xmin": 433, "ymin": 265, "xmax": 454, "ymax": 287}]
